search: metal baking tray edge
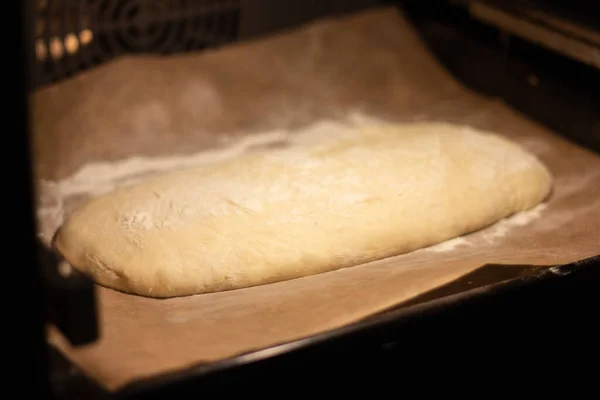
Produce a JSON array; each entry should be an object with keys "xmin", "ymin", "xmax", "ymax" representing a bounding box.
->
[
  {"xmin": 119, "ymin": 255, "xmax": 600, "ymax": 398},
  {"xmin": 48, "ymin": 254, "xmax": 600, "ymax": 398}
]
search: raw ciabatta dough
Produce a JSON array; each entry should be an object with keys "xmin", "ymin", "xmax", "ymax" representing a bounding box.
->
[{"xmin": 53, "ymin": 122, "xmax": 553, "ymax": 298}]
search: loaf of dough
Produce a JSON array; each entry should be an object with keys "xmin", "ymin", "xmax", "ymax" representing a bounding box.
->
[{"xmin": 53, "ymin": 122, "xmax": 553, "ymax": 298}]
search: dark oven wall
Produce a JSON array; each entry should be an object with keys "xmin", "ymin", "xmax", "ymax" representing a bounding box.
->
[
  {"xmin": 30, "ymin": 0, "xmax": 383, "ymax": 91},
  {"xmin": 397, "ymin": 0, "xmax": 600, "ymax": 154}
]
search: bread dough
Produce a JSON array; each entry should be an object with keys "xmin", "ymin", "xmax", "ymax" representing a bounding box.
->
[{"xmin": 53, "ymin": 122, "xmax": 553, "ymax": 298}]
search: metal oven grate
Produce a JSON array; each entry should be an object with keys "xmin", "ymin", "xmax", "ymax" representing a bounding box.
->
[{"xmin": 32, "ymin": 0, "xmax": 241, "ymax": 90}]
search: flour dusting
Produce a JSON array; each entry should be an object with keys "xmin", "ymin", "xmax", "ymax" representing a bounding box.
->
[
  {"xmin": 426, "ymin": 237, "xmax": 472, "ymax": 253},
  {"xmin": 481, "ymin": 203, "xmax": 548, "ymax": 243},
  {"xmin": 425, "ymin": 203, "xmax": 548, "ymax": 253},
  {"xmin": 36, "ymin": 114, "xmax": 550, "ymax": 255}
]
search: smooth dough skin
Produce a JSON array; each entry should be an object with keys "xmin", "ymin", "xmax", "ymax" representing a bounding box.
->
[{"xmin": 53, "ymin": 122, "xmax": 553, "ymax": 298}]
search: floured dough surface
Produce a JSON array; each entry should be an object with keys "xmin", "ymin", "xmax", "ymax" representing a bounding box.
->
[{"xmin": 53, "ymin": 122, "xmax": 553, "ymax": 298}]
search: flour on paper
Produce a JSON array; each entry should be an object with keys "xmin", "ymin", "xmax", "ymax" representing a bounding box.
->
[
  {"xmin": 424, "ymin": 203, "xmax": 548, "ymax": 253},
  {"xmin": 481, "ymin": 203, "xmax": 548, "ymax": 243},
  {"xmin": 425, "ymin": 237, "xmax": 472, "ymax": 253}
]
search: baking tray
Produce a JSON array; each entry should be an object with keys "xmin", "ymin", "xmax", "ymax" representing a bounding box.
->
[{"xmin": 33, "ymin": 1, "xmax": 600, "ymax": 398}]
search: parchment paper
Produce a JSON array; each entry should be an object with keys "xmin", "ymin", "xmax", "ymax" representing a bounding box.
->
[{"xmin": 33, "ymin": 7, "xmax": 600, "ymax": 392}]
